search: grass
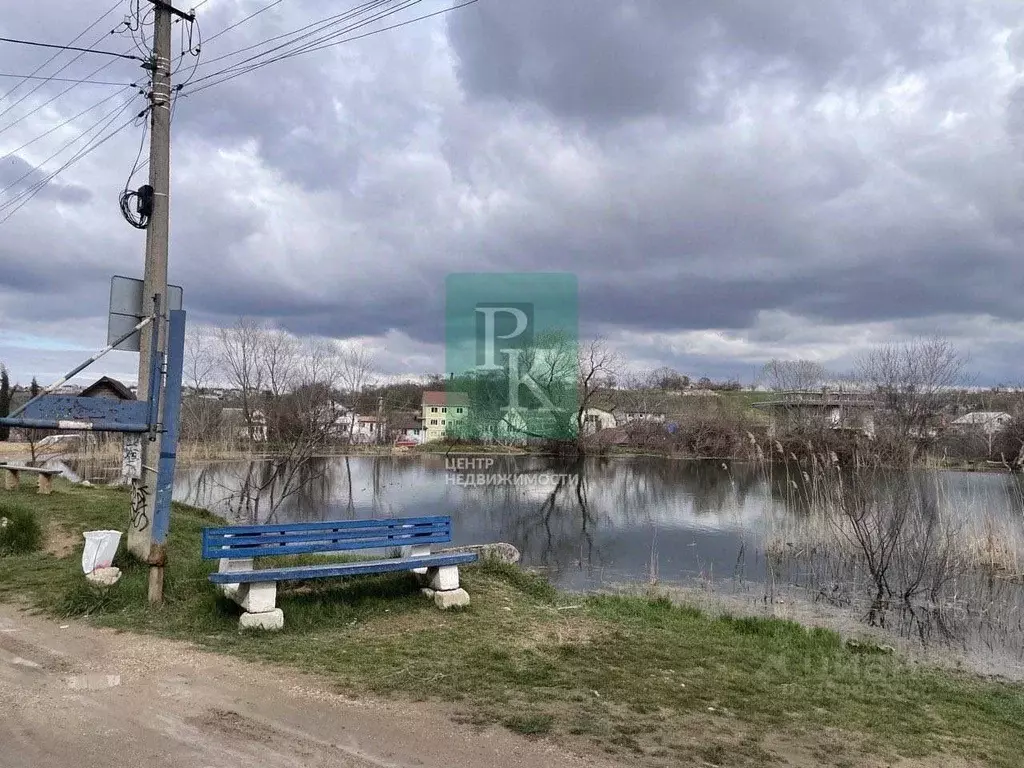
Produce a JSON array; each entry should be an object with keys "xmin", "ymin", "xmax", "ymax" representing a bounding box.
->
[
  {"xmin": 0, "ymin": 499, "xmax": 43, "ymax": 555},
  {"xmin": 1, "ymin": 482, "xmax": 1022, "ymax": 767}
]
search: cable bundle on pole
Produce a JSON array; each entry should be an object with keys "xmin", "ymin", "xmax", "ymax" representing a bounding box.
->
[{"xmin": 119, "ymin": 184, "xmax": 153, "ymax": 228}]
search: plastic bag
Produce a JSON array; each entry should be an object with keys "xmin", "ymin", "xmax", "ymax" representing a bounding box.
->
[{"xmin": 82, "ymin": 530, "xmax": 122, "ymax": 574}]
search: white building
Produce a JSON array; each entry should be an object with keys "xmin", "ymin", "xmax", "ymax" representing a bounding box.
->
[
  {"xmin": 582, "ymin": 407, "xmax": 617, "ymax": 435},
  {"xmin": 952, "ymin": 411, "xmax": 1013, "ymax": 436}
]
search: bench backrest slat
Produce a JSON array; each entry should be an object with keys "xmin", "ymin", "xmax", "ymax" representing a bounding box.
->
[{"xmin": 202, "ymin": 515, "xmax": 452, "ymax": 560}]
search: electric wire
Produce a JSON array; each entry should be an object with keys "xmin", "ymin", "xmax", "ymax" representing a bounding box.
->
[
  {"xmin": 0, "ymin": 35, "xmax": 142, "ymax": 61},
  {"xmin": 0, "ymin": 94, "xmax": 139, "ymax": 200},
  {"xmin": 0, "ymin": 52, "xmax": 139, "ymax": 139},
  {"xmin": 0, "ymin": 21, "xmax": 132, "ymax": 125},
  {"xmin": 181, "ymin": 0, "xmax": 476, "ymax": 98},
  {"xmin": 0, "ymin": 98, "xmax": 140, "ymax": 223},
  {"xmin": 0, "ymin": 116, "xmax": 138, "ymax": 223},
  {"xmin": 0, "ymin": 86, "xmax": 131, "ymax": 165},
  {"xmin": 188, "ymin": 0, "xmax": 391, "ymax": 76},
  {"xmin": 0, "ymin": 0, "xmax": 125, "ymax": 103},
  {"xmin": 202, "ymin": 0, "xmax": 284, "ymax": 47},
  {"xmin": 0, "ymin": 73, "xmax": 130, "ymax": 85}
]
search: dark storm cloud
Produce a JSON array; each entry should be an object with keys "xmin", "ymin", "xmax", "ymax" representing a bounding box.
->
[
  {"xmin": 3, "ymin": 0, "xmax": 1024, "ymax": 384},
  {"xmin": 447, "ymin": 0, "xmax": 995, "ymax": 125}
]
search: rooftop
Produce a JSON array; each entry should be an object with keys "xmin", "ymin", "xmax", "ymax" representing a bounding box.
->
[
  {"xmin": 422, "ymin": 391, "xmax": 470, "ymax": 407},
  {"xmin": 751, "ymin": 390, "xmax": 879, "ymax": 410},
  {"xmin": 952, "ymin": 411, "xmax": 1013, "ymax": 425}
]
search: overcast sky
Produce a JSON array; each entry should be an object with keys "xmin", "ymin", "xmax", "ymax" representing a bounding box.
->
[{"xmin": 2, "ymin": 0, "xmax": 1024, "ymax": 388}]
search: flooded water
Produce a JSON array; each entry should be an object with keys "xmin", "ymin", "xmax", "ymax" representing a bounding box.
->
[{"xmin": 63, "ymin": 453, "xmax": 1024, "ymax": 677}]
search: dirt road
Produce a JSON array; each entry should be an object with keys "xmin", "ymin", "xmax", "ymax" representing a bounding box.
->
[{"xmin": 0, "ymin": 605, "xmax": 615, "ymax": 768}]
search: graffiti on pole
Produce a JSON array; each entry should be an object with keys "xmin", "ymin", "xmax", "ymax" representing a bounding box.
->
[{"xmin": 130, "ymin": 479, "xmax": 150, "ymax": 532}]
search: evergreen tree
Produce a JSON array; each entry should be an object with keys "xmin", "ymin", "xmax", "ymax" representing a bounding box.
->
[
  {"xmin": 29, "ymin": 376, "xmax": 39, "ymax": 397},
  {"xmin": 0, "ymin": 366, "xmax": 9, "ymax": 441}
]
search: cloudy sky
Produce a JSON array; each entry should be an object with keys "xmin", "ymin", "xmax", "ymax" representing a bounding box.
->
[{"xmin": 2, "ymin": 0, "xmax": 1024, "ymax": 388}]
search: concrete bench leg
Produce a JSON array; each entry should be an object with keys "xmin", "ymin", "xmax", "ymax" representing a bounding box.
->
[
  {"xmin": 401, "ymin": 544, "xmax": 433, "ymax": 581},
  {"xmin": 4, "ymin": 469, "xmax": 18, "ymax": 491},
  {"xmin": 37, "ymin": 474, "xmax": 53, "ymax": 495},
  {"xmin": 235, "ymin": 582, "xmax": 283, "ymax": 631},
  {"xmin": 217, "ymin": 557, "xmax": 254, "ymax": 601},
  {"xmin": 426, "ymin": 566, "xmax": 470, "ymax": 609}
]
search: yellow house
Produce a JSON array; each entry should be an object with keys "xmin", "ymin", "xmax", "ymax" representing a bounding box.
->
[{"xmin": 421, "ymin": 391, "xmax": 469, "ymax": 442}]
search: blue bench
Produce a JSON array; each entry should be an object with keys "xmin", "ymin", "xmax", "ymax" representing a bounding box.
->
[{"xmin": 202, "ymin": 515, "xmax": 477, "ymax": 629}]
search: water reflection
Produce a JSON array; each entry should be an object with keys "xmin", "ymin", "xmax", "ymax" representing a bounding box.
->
[{"xmin": 74, "ymin": 452, "xmax": 1024, "ymax": 671}]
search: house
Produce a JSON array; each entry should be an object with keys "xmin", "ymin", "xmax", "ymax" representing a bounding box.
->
[
  {"xmin": 63, "ymin": 376, "xmax": 137, "ymax": 445},
  {"xmin": 390, "ymin": 411, "xmax": 424, "ymax": 444},
  {"xmin": 220, "ymin": 408, "xmax": 268, "ymax": 443},
  {"xmin": 952, "ymin": 411, "xmax": 1013, "ymax": 436},
  {"xmin": 616, "ymin": 410, "xmax": 666, "ymax": 426},
  {"xmin": 421, "ymin": 391, "xmax": 470, "ymax": 442},
  {"xmin": 752, "ymin": 389, "xmax": 878, "ymax": 438},
  {"xmin": 582, "ymin": 407, "xmax": 617, "ymax": 435},
  {"xmin": 351, "ymin": 415, "xmax": 384, "ymax": 444},
  {"xmin": 326, "ymin": 400, "xmax": 356, "ymax": 441},
  {"xmin": 81, "ymin": 376, "xmax": 135, "ymax": 401}
]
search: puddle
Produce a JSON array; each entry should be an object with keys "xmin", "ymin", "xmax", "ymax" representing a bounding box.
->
[
  {"xmin": 65, "ymin": 674, "xmax": 121, "ymax": 690},
  {"xmin": 10, "ymin": 657, "xmax": 40, "ymax": 668}
]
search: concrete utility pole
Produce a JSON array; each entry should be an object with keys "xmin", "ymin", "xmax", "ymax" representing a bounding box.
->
[{"xmin": 128, "ymin": 0, "xmax": 175, "ymax": 603}]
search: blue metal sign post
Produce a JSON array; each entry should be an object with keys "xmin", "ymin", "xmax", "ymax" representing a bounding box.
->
[
  {"xmin": 0, "ymin": 304, "xmax": 187, "ymax": 606},
  {"xmin": 146, "ymin": 309, "xmax": 185, "ymax": 596}
]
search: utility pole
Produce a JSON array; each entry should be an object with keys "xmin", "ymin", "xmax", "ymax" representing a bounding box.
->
[{"xmin": 129, "ymin": 0, "xmax": 189, "ymax": 603}]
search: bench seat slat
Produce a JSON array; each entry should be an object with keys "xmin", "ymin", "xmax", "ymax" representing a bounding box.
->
[
  {"xmin": 204, "ymin": 532, "xmax": 453, "ymax": 559},
  {"xmin": 205, "ymin": 515, "xmax": 450, "ymax": 537},
  {"xmin": 208, "ymin": 552, "xmax": 478, "ymax": 584},
  {"xmin": 204, "ymin": 522, "xmax": 448, "ymax": 549}
]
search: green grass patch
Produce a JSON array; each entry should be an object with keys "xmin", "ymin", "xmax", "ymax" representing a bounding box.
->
[
  {"xmin": 1, "ymin": 483, "xmax": 1022, "ymax": 767},
  {"xmin": 0, "ymin": 499, "xmax": 42, "ymax": 555}
]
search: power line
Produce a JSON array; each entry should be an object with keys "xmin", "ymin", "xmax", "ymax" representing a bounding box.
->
[
  {"xmin": 0, "ymin": 94, "xmax": 139, "ymax": 199},
  {"xmin": 0, "ymin": 72, "xmax": 130, "ymax": 86},
  {"xmin": 0, "ymin": 117, "xmax": 137, "ymax": 223},
  {"xmin": 182, "ymin": 0, "xmax": 476, "ymax": 98},
  {"xmin": 0, "ymin": 86, "xmax": 132, "ymax": 166},
  {"xmin": 183, "ymin": 0, "xmax": 416, "ymax": 90},
  {"xmin": 187, "ymin": 0, "xmax": 387, "ymax": 74},
  {"xmin": 0, "ymin": 99, "xmax": 140, "ymax": 223},
  {"xmin": 0, "ymin": 34, "xmax": 130, "ymax": 125},
  {"xmin": 0, "ymin": 35, "xmax": 142, "ymax": 61},
  {"xmin": 276, "ymin": 0, "xmax": 477, "ymax": 64},
  {"xmin": 203, "ymin": 0, "xmax": 285, "ymax": 46},
  {"xmin": 0, "ymin": 52, "xmax": 138, "ymax": 138},
  {"xmin": 0, "ymin": 0, "xmax": 126, "ymax": 104},
  {"xmin": 167, "ymin": 0, "xmax": 282, "ymax": 75}
]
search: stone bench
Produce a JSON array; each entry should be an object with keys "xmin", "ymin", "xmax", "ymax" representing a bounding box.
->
[
  {"xmin": 1, "ymin": 464, "xmax": 62, "ymax": 495},
  {"xmin": 201, "ymin": 515, "xmax": 478, "ymax": 630}
]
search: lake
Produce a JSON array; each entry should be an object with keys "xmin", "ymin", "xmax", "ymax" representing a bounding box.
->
[{"xmin": 64, "ymin": 453, "xmax": 1024, "ymax": 676}]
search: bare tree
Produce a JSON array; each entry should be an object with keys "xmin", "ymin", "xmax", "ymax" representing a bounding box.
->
[
  {"xmin": 576, "ymin": 338, "xmax": 622, "ymax": 441},
  {"xmin": 336, "ymin": 341, "xmax": 376, "ymax": 443},
  {"xmin": 262, "ymin": 328, "xmax": 300, "ymax": 399},
  {"xmin": 221, "ymin": 338, "xmax": 343, "ymax": 523},
  {"xmin": 181, "ymin": 325, "xmax": 221, "ymax": 446},
  {"xmin": 618, "ymin": 369, "xmax": 668, "ymax": 425},
  {"xmin": 184, "ymin": 325, "xmax": 216, "ymax": 394},
  {"xmin": 761, "ymin": 359, "xmax": 827, "ymax": 391},
  {"xmin": 645, "ymin": 366, "xmax": 690, "ymax": 391},
  {"xmin": 855, "ymin": 336, "xmax": 967, "ymax": 446},
  {"xmin": 260, "ymin": 328, "xmax": 301, "ymax": 442},
  {"xmin": 216, "ymin": 318, "xmax": 267, "ymax": 444}
]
